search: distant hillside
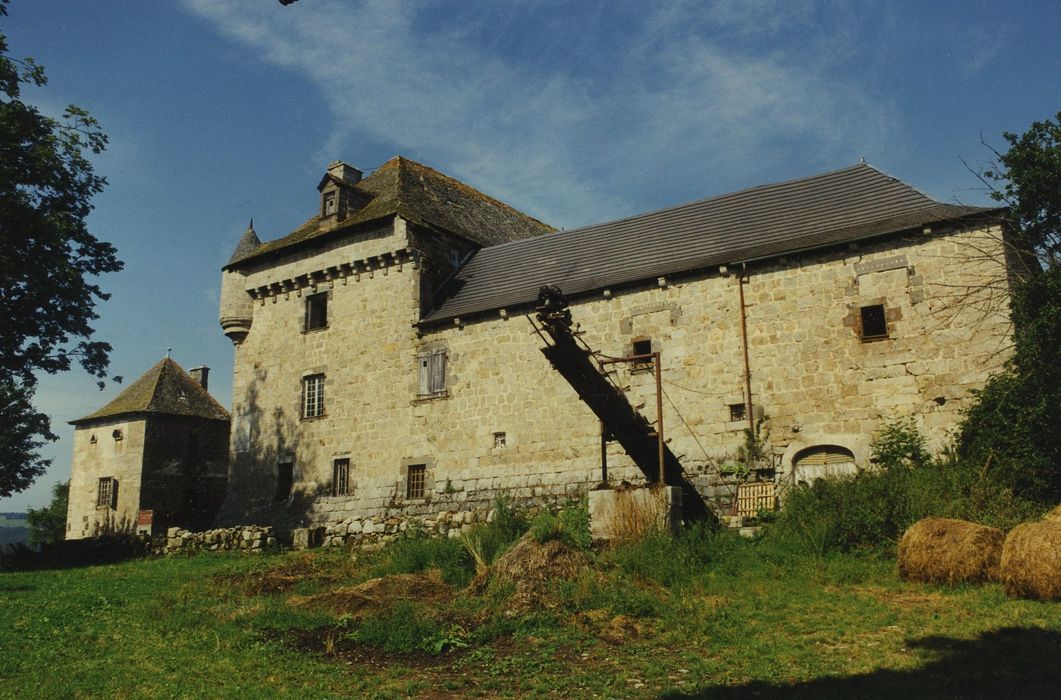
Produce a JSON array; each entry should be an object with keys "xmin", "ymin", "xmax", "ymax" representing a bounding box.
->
[{"xmin": 0, "ymin": 514, "xmax": 30, "ymax": 546}]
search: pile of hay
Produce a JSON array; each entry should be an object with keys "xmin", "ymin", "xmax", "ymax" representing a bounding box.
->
[
  {"xmin": 469, "ymin": 532, "xmax": 589, "ymax": 614},
  {"xmin": 999, "ymin": 514, "xmax": 1061, "ymax": 601},
  {"xmin": 288, "ymin": 569, "xmax": 452, "ymax": 616},
  {"xmin": 897, "ymin": 517, "xmax": 1004, "ymax": 585}
]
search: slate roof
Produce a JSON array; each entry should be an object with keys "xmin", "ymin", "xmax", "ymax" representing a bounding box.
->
[
  {"xmin": 423, "ymin": 163, "xmax": 1000, "ymax": 324},
  {"xmin": 227, "ymin": 221, "xmax": 263, "ymax": 267},
  {"xmin": 226, "ymin": 156, "xmax": 554, "ymax": 268},
  {"xmin": 70, "ymin": 358, "xmax": 230, "ymax": 425}
]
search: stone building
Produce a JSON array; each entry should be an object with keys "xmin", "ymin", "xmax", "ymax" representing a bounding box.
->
[
  {"xmin": 217, "ymin": 157, "xmax": 1013, "ymax": 532},
  {"xmin": 66, "ymin": 358, "xmax": 230, "ymax": 539}
]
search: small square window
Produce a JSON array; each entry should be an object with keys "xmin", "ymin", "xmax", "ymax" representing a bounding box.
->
[
  {"xmin": 729, "ymin": 403, "xmax": 747, "ymax": 422},
  {"xmin": 333, "ymin": 458, "xmax": 350, "ymax": 496},
  {"xmin": 305, "ymin": 293, "xmax": 328, "ymax": 331},
  {"xmin": 493, "ymin": 432, "xmax": 507, "ymax": 449},
  {"xmin": 631, "ymin": 337, "xmax": 653, "ymax": 370},
  {"xmin": 859, "ymin": 304, "xmax": 888, "ymax": 340},
  {"xmin": 406, "ymin": 464, "xmax": 426, "ymax": 499},
  {"xmin": 275, "ymin": 462, "xmax": 293, "ymax": 502},
  {"xmin": 302, "ymin": 374, "xmax": 325, "ymax": 418}
]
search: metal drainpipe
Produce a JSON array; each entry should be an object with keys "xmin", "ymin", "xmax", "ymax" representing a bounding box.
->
[{"xmin": 738, "ymin": 266, "xmax": 754, "ymax": 435}]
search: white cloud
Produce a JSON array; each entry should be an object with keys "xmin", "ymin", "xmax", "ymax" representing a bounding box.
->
[{"xmin": 182, "ymin": 0, "xmax": 892, "ymax": 228}]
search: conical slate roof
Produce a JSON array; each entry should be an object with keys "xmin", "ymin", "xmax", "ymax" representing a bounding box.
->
[
  {"xmin": 70, "ymin": 358, "xmax": 230, "ymax": 425},
  {"xmin": 227, "ymin": 220, "xmax": 262, "ymax": 266}
]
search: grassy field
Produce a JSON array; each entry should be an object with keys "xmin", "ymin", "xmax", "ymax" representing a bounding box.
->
[{"xmin": 1, "ymin": 528, "xmax": 1059, "ymax": 699}]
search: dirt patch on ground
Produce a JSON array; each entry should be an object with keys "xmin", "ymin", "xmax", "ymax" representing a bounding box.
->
[
  {"xmin": 467, "ymin": 532, "xmax": 591, "ymax": 614},
  {"xmin": 857, "ymin": 587, "xmax": 948, "ymax": 610},
  {"xmin": 223, "ymin": 553, "xmax": 356, "ymax": 596},
  {"xmin": 288, "ymin": 569, "xmax": 453, "ymax": 617}
]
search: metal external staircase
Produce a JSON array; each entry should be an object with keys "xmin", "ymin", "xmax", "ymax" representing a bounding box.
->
[{"xmin": 529, "ymin": 286, "xmax": 713, "ymax": 523}]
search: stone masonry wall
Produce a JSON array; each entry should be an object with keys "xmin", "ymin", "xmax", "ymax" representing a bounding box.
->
[
  {"xmin": 67, "ymin": 418, "xmax": 147, "ymax": 540},
  {"xmin": 219, "ymin": 221, "xmax": 1013, "ymax": 533}
]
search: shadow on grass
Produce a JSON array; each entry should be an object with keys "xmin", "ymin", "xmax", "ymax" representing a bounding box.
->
[
  {"xmin": 0, "ymin": 536, "xmax": 150, "ymax": 572},
  {"xmin": 663, "ymin": 627, "xmax": 1061, "ymax": 700}
]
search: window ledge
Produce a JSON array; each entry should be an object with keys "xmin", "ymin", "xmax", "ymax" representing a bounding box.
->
[
  {"xmin": 413, "ymin": 390, "xmax": 449, "ymax": 404},
  {"xmin": 302, "ymin": 325, "xmax": 329, "ymax": 335},
  {"xmin": 300, "ymin": 413, "xmax": 328, "ymax": 422},
  {"xmin": 859, "ymin": 335, "xmax": 890, "ymax": 343}
]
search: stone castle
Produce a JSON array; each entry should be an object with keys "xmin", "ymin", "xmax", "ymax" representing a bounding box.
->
[
  {"xmin": 66, "ymin": 156, "xmax": 1015, "ymax": 540},
  {"xmin": 212, "ymin": 156, "xmax": 1013, "ymax": 534}
]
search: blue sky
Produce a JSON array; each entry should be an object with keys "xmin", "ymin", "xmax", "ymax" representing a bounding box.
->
[{"xmin": 2, "ymin": 0, "xmax": 1058, "ymax": 511}]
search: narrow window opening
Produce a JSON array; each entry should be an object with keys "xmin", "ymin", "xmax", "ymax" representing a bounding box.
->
[
  {"xmin": 729, "ymin": 403, "xmax": 747, "ymax": 422},
  {"xmin": 493, "ymin": 432, "xmax": 507, "ymax": 449},
  {"xmin": 305, "ymin": 292, "xmax": 328, "ymax": 331},
  {"xmin": 406, "ymin": 464, "xmax": 426, "ymax": 499},
  {"xmin": 859, "ymin": 304, "xmax": 888, "ymax": 340},
  {"xmin": 112, "ymin": 429, "xmax": 123, "ymax": 441},
  {"xmin": 302, "ymin": 374, "xmax": 325, "ymax": 418},
  {"xmin": 417, "ymin": 349, "xmax": 447, "ymax": 397},
  {"xmin": 333, "ymin": 458, "xmax": 350, "ymax": 496},
  {"xmin": 89, "ymin": 434, "xmax": 97, "ymax": 444},
  {"xmin": 275, "ymin": 463, "xmax": 294, "ymax": 501},
  {"xmin": 322, "ymin": 192, "xmax": 337, "ymax": 216}
]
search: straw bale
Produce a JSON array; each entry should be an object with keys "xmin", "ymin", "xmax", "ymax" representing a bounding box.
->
[
  {"xmin": 1042, "ymin": 504, "xmax": 1061, "ymax": 524},
  {"xmin": 897, "ymin": 517, "xmax": 1004, "ymax": 585},
  {"xmin": 999, "ymin": 520, "xmax": 1061, "ymax": 601}
]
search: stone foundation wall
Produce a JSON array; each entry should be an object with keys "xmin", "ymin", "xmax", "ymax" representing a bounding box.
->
[{"xmin": 159, "ymin": 525, "xmax": 276, "ymax": 554}]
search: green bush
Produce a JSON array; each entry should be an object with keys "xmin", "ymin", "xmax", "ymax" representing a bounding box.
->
[
  {"xmin": 764, "ymin": 420, "xmax": 1044, "ymax": 556},
  {"xmin": 528, "ymin": 500, "xmax": 591, "ymax": 549},
  {"xmin": 374, "ymin": 532, "xmax": 473, "ymax": 586}
]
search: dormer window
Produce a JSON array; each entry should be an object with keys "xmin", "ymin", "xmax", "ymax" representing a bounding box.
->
[{"xmin": 322, "ymin": 191, "xmax": 337, "ymax": 217}]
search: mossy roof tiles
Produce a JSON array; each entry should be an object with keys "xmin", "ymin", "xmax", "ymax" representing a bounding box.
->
[
  {"xmin": 226, "ymin": 156, "xmax": 554, "ymax": 268},
  {"xmin": 70, "ymin": 358, "xmax": 230, "ymax": 425}
]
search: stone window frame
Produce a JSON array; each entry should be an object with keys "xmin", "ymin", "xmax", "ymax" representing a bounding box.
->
[
  {"xmin": 493, "ymin": 431, "xmax": 507, "ymax": 449},
  {"xmin": 729, "ymin": 403, "xmax": 747, "ymax": 423},
  {"xmin": 858, "ymin": 303, "xmax": 889, "ymax": 342},
  {"xmin": 630, "ymin": 336, "xmax": 654, "ymax": 372},
  {"xmin": 301, "ymin": 373, "xmax": 326, "ymax": 419},
  {"xmin": 400, "ymin": 458, "xmax": 434, "ymax": 501},
  {"xmin": 303, "ymin": 291, "xmax": 329, "ymax": 333}
]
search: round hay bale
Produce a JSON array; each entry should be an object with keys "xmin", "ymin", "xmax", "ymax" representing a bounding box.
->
[
  {"xmin": 897, "ymin": 517, "xmax": 1004, "ymax": 585},
  {"xmin": 999, "ymin": 520, "xmax": 1061, "ymax": 601},
  {"xmin": 1042, "ymin": 504, "xmax": 1061, "ymax": 524}
]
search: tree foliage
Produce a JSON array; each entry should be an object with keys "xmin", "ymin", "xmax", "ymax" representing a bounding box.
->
[
  {"xmin": 26, "ymin": 479, "xmax": 68, "ymax": 546},
  {"xmin": 0, "ymin": 2, "xmax": 122, "ymax": 496},
  {"xmin": 958, "ymin": 112, "xmax": 1061, "ymax": 502}
]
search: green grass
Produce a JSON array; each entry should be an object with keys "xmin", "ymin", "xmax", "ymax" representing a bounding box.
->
[{"xmin": 1, "ymin": 529, "xmax": 1059, "ymax": 699}]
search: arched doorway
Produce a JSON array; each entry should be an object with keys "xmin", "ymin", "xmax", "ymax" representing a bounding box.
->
[{"xmin": 792, "ymin": 444, "xmax": 857, "ymax": 486}]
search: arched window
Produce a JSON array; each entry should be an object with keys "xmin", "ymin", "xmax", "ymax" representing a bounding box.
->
[{"xmin": 792, "ymin": 444, "xmax": 857, "ymax": 485}]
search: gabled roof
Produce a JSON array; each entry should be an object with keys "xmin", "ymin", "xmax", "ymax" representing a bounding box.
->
[
  {"xmin": 226, "ymin": 156, "xmax": 554, "ymax": 268},
  {"xmin": 423, "ymin": 163, "xmax": 1000, "ymax": 324},
  {"xmin": 70, "ymin": 358, "xmax": 230, "ymax": 425}
]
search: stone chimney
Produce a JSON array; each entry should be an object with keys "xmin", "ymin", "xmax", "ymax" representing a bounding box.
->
[
  {"xmin": 189, "ymin": 366, "xmax": 210, "ymax": 391},
  {"xmin": 327, "ymin": 161, "xmax": 362, "ymax": 185}
]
